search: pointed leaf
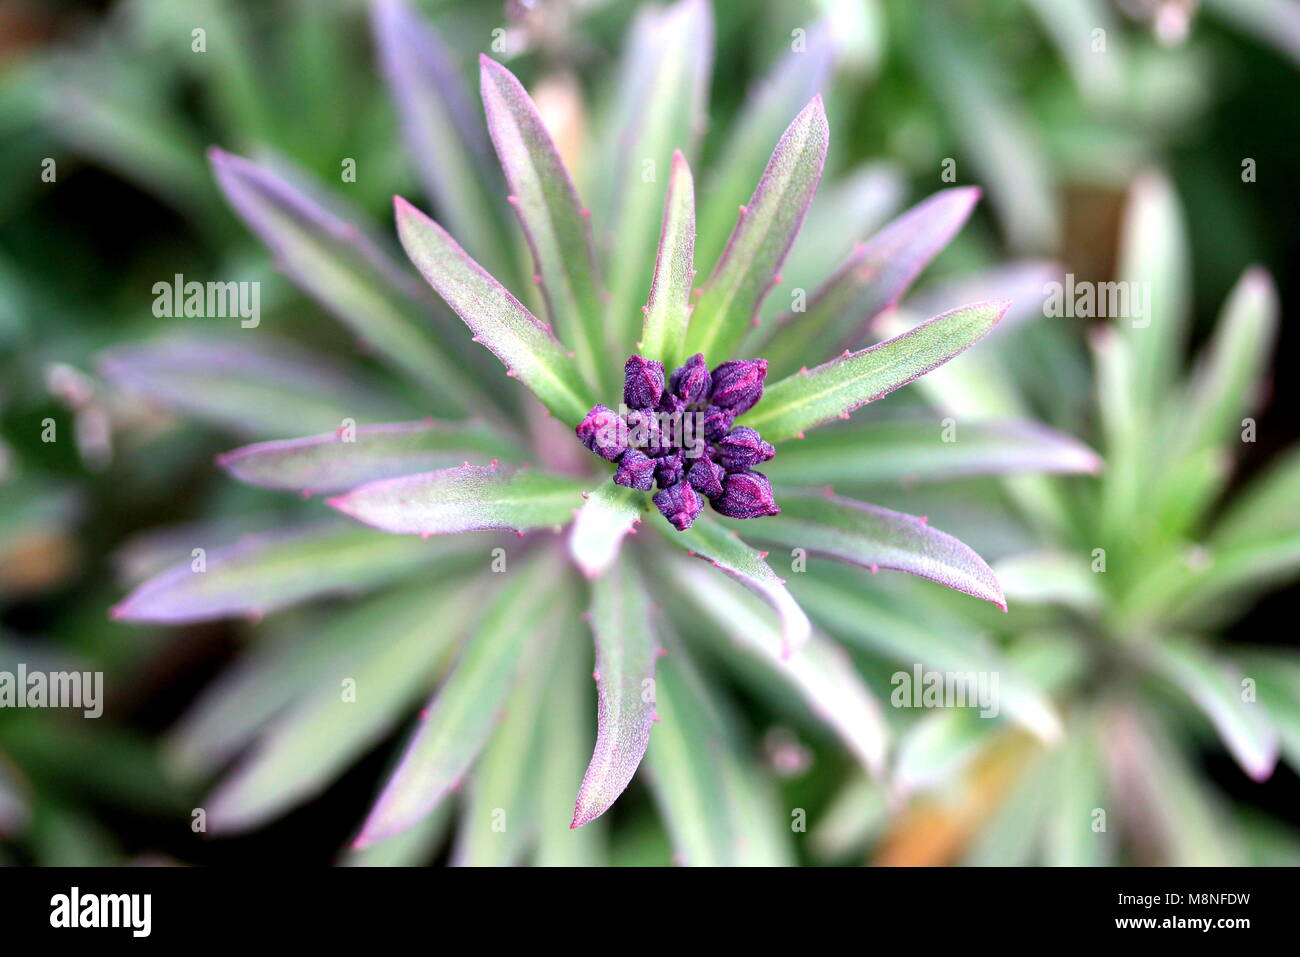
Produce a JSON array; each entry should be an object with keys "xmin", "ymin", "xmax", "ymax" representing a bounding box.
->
[
  {"xmin": 664, "ymin": 514, "xmax": 811, "ymax": 657},
  {"xmin": 761, "ymin": 417, "xmax": 1101, "ymax": 486},
  {"xmin": 638, "ymin": 151, "xmax": 697, "ymax": 369},
  {"xmin": 354, "ymin": 554, "xmax": 562, "ymax": 846},
  {"xmin": 747, "ymin": 490, "xmax": 1005, "ymax": 610},
  {"xmin": 204, "ymin": 576, "xmax": 477, "ymax": 832},
  {"xmin": 685, "ymin": 96, "xmax": 829, "ymax": 362},
  {"xmin": 328, "ymin": 463, "xmax": 586, "ymax": 536},
  {"xmin": 98, "ymin": 336, "xmax": 404, "ymax": 438},
  {"xmin": 479, "ymin": 56, "xmax": 606, "ymax": 389},
  {"xmin": 1215, "ymin": 446, "xmax": 1300, "ymax": 548},
  {"xmin": 395, "ymin": 196, "xmax": 596, "ymax": 426},
  {"xmin": 761, "ymin": 187, "xmax": 980, "ymax": 374},
  {"xmin": 568, "ymin": 481, "xmax": 648, "ymax": 578},
  {"xmin": 1147, "ymin": 640, "xmax": 1280, "ymax": 782},
  {"xmin": 111, "ymin": 524, "xmax": 479, "ymax": 624},
  {"xmin": 743, "ymin": 300, "xmax": 1009, "ymax": 443},
  {"xmin": 572, "ymin": 561, "xmax": 660, "ymax": 829},
  {"xmin": 599, "ymin": 0, "xmax": 712, "ymax": 353},
  {"xmin": 209, "ymin": 149, "xmax": 477, "ymax": 414},
  {"xmin": 371, "ymin": 0, "xmax": 509, "ymax": 275},
  {"xmin": 218, "ymin": 420, "xmax": 512, "ymax": 493}
]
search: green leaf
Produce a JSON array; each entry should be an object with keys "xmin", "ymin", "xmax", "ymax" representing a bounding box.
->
[
  {"xmin": 1146, "ymin": 640, "xmax": 1279, "ymax": 782},
  {"xmin": 638, "ymin": 151, "xmax": 697, "ymax": 370},
  {"xmin": 395, "ymin": 196, "xmax": 597, "ymax": 426},
  {"xmin": 1215, "ymin": 446, "xmax": 1300, "ymax": 547},
  {"xmin": 746, "ymin": 489, "xmax": 1006, "ymax": 610},
  {"xmin": 743, "ymin": 301, "xmax": 1009, "ymax": 443},
  {"xmin": 372, "ymin": 0, "xmax": 510, "ymax": 277},
  {"xmin": 99, "ymin": 335, "xmax": 405, "ymax": 439},
  {"xmin": 598, "ymin": 0, "xmax": 712, "ymax": 355},
  {"xmin": 112, "ymin": 523, "xmax": 480, "ymax": 624},
  {"xmin": 204, "ymin": 576, "xmax": 478, "ymax": 833},
  {"xmin": 210, "ymin": 149, "xmax": 477, "ymax": 415},
  {"xmin": 479, "ymin": 56, "xmax": 607, "ymax": 391},
  {"xmin": 328, "ymin": 463, "xmax": 586, "ymax": 536},
  {"xmin": 572, "ymin": 561, "xmax": 660, "ymax": 829},
  {"xmin": 663, "ymin": 514, "xmax": 811, "ymax": 657},
  {"xmin": 761, "ymin": 417, "xmax": 1100, "ymax": 486},
  {"xmin": 1115, "ymin": 171, "xmax": 1191, "ymax": 415},
  {"xmin": 685, "ymin": 96, "xmax": 829, "ymax": 362},
  {"xmin": 341, "ymin": 803, "xmax": 450, "ymax": 866},
  {"xmin": 354, "ymin": 553, "xmax": 564, "ymax": 846},
  {"xmin": 1042, "ymin": 714, "xmax": 1113, "ymax": 866},
  {"xmin": 568, "ymin": 480, "xmax": 649, "ymax": 578},
  {"xmin": 218, "ymin": 420, "xmax": 513, "ymax": 493}
]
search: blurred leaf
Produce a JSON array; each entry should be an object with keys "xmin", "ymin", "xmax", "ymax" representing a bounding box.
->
[
  {"xmin": 99, "ymin": 335, "xmax": 405, "ymax": 439},
  {"xmin": 341, "ymin": 802, "xmax": 450, "ymax": 867},
  {"xmin": 204, "ymin": 575, "xmax": 479, "ymax": 833},
  {"xmin": 1147, "ymin": 639, "xmax": 1280, "ymax": 782},
  {"xmin": 638, "ymin": 151, "xmax": 697, "ymax": 370},
  {"xmin": 327, "ymin": 463, "xmax": 586, "ymax": 536},
  {"xmin": 568, "ymin": 481, "xmax": 648, "ymax": 579},
  {"xmin": 372, "ymin": 0, "xmax": 510, "ymax": 277},
  {"xmin": 993, "ymin": 549, "xmax": 1102, "ymax": 613},
  {"xmin": 762, "ymin": 417, "xmax": 1100, "ymax": 486},
  {"xmin": 685, "ymin": 96, "xmax": 828, "ymax": 362},
  {"xmin": 354, "ymin": 553, "xmax": 563, "ymax": 846},
  {"xmin": 210, "ymin": 149, "xmax": 482, "ymax": 416},
  {"xmin": 395, "ymin": 197, "xmax": 597, "ymax": 426},
  {"xmin": 1042, "ymin": 714, "xmax": 1113, "ymax": 866},
  {"xmin": 480, "ymin": 56, "xmax": 607, "ymax": 391},
  {"xmin": 113, "ymin": 523, "xmax": 480, "ymax": 623},
  {"xmin": 572, "ymin": 561, "xmax": 660, "ymax": 829},
  {"xmin": 1214, "ymin": 447, "xmax": 1300, "ymax": 548},
  {"xmin": 218, "ymin": 420, "xmax": 513, "ymax": 493},
  {"xmin": 599, "ymin": 0, "xmax": 712, "ymax": 355},
  {"xmin": 760, "ymin": 187, "xmax": 980, "ymax": 376},
  {"xmin": 744, "ymin": 301, "xmax": 1009, "ymax": 443},
  {"xmin": 665, "ymin": 515, "xmax": 811, "ymax": 657},
  {"xmin": 666, "ymin": 556, "xmax": 887, "ymax": 776}
]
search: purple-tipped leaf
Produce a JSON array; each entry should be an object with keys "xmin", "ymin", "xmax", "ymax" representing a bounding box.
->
[
  {"xmin": 394, "ymin": 197, "xmax": 596, "ymax": 426},
  {"xmin": 744, "ymin": 300, "xmax": 1009, "ymax": 443},
  {"xmin": 328, "ymin": 463, "xmax": 587, "ymax": 536},
  {"xmin": 479, "ymin": 56, "xmax": 606, "ymax": 389},
  {"xmin": 639, "ymin": 150, "xmax": 697, "ymax": 369},
  {"xmin": 572, "ymin": 561, "xmax": 660, "ymax": 828},
  {"xmin": 685, "ymin": 96, "xmax": 829, "ymax": 362},
  {"xmin": 218, "ymin": 420, "xmax": 512, "ymax": 493},
  {"xmin": 761, "ymin": 187, "xmax": 980, "ymax": 374},
  {"xmin": 747, "ymin": 490, "xmax": 1006, "ymax": 610}
]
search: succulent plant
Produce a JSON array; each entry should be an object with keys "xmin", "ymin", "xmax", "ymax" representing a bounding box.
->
[{"xmin": 99, "ymin": 0, "xmax": 1115, "ymax": 865}]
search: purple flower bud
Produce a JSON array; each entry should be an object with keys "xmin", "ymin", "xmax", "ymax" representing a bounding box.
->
[
  {"xmin": 576, "ymin": 405, "xmax": 626, "ymax": 461},
  {"xmin": 717, "ymin": 426, "xmax": 776, "ymax": 472},
  {"xmin": 624, "ymin": 408, "xmax": 664, "ymax": 454},
  {"xmin": 669, "ymin": 353, "xmax": 711, "ymax": 405},
  {"xmin": 686, "ymin": 456, "xmax": 726, "ymax": 499},
  {"xmin": 657, "ymin": 392, "xmax": 685, "ymax": 416},
  {"xmin": 708, "ymin": 358, "xmax": 768, "ymax": 414},
  {"xmin": 711, "ymin": 470, "xmax": 780, "ymax": 519},
  {"xmin": 653, "ymin": 480, "xmax": 703, "ymax": 531},
  {"xmin": 623, "ymin": 355, "xmax": 664, "ymax": 410},
  {"xmin": 702, "ymin": 405, "xmax": 736, "ymax": 442},
  {"xmin": 654, "ymin": 449, "xmax": 685, "ymax": 488},
  {"xmin": 613, "ymin": 449, "xmax": 656, "ymax": 491}
]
